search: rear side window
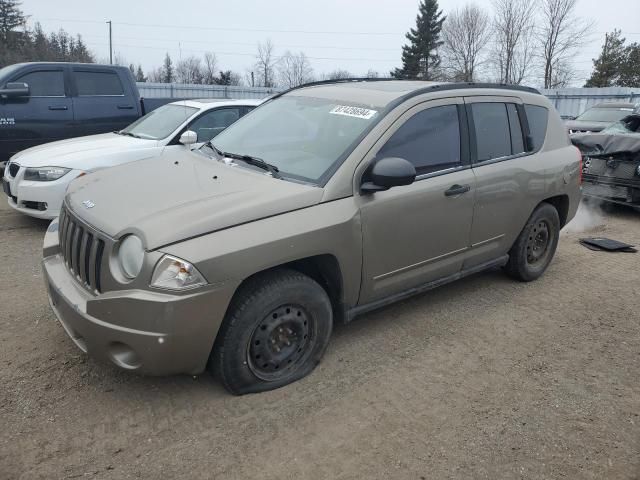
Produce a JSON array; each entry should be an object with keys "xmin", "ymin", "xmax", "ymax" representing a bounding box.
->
[
  {"xmin": 471, "ymin": 103, "xmax": 512, "ymax": 162},
  {"xmin": 15, "ymin": 70, "xmax": 65, "ymax": 96},
  {"xmin": 525, "ymin": 105, "xmax": 549, "ymax": 151},
  {"xmin": 378, "ymin": 105, "xmax": 461, "ymax": 175},
  {"xmin": 507, "ymin": 104, "xmax": 525, "ymax": 154},
  {"xmin": 75, "ymin": 71, "xmax": 124, "ymax": 96}
]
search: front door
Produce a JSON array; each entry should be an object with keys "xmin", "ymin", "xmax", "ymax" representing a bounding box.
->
[
  {"xmin": 0, "ymin": 67, "xmax": 73, "ymax": 161},
  {"xmin": 358, "ymin": 98, "xmax": 476, "ymax": 304}
]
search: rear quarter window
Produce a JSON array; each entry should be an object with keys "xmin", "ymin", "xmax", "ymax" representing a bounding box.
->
[
  {"xmin": 524, "ymin": 105, "xmax": 549, "ymax": 151},
  {"xmin": 75, "ymin": 71, "xmax": 124, "ymax": 96}
]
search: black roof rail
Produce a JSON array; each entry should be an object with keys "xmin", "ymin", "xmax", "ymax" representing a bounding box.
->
[{"xmin": 267, "ymin": 78, "xmax": 541, "ymax": 102}]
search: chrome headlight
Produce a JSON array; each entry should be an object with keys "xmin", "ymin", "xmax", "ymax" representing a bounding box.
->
[
  {"xmin": 150, "ymin": 255, "xmax": 207, "ymax": 290},
  {"xmin": 118, "ymin": 235, "xmax": 145, "ymax": 279},
  {"xmin": 24, "ymin": 166, "xmax": 71, "ymax": 181}
]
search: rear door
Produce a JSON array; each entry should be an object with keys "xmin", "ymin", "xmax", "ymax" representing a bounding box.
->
[
  {"xmin": 0, "ymin": 66, "xmax": 73, "ymax": 160},
  {"xmin": 463, "ymin": 96, "xmax": 545, "ymax": 268},
  {"xmin": 358, "ymin": 98, "xmax": 476, "ymax": 304},
  {"xmin": 70, "ymin": 68, "xmax": 139, "ymax": 136}
]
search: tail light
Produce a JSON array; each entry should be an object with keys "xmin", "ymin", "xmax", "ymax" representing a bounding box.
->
[{"xmin": 576, "ymin": 147, "xmax": 583, "ymax": 185}]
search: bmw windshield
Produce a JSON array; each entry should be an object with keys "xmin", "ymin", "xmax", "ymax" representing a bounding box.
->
[
  {"xmin": 209, "ymin": 95, "xmax": 381, "ymax": 184},
  {"xmin": 120, "ymin": 104, "xmax": 198, "ymax": 140}
]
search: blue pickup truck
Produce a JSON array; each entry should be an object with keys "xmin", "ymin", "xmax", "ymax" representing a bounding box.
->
[{"xmin": 0, "ymin": 62, "xmax": 173, "ymax": 171}]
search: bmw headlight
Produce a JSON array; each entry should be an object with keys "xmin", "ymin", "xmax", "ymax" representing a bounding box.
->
[
  {"xmin": 151, "ymin": 255, "xmax": 207, "ymax": 290},
  {"xmin": 118, "ymin": 235, "xmax": 145, "ymax": 279},
  {"xmin": 24, "ymin": 166, "xmax": 71, "ymax": 181}
]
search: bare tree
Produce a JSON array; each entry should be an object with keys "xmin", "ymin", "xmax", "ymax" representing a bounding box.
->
[
  {"xmin": 175, "ymin": 55, "xmax": 203, "ymax": 84},
  {"xmin": 278, "ymin": 51, "xmax": 314, "ymax": 87},
  {"xmin": 365, "ymin": 69, "xmax": 380, "ymax": 78},
  {"xmin": 441, "ymin": 3, "xmax": 491, "ymax": 81},
  {"xmin": 537, "ymin": 0, "xmax": 592, "ymax": 88},
  {"xmin": 325, "ymin": 69, "xmax": 352, "ymax": 80},
  {"xmin": 201, "ymin": 51, "xmax": 218, "ymax": 85},
  {"xmin": 255, "ymin": 39, "xmax": 278, "ymax": 87},
  {"xmin": 146, "ymin": 66, "xmax": 164, "ymax": 83},
  {"xmin": 491, "ymin": 0, "xmax": 537, "ymax": 84}
]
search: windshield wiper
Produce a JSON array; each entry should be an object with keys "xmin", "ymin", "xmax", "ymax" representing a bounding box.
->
[
  {"xmin": 206, "ymin": 142, "xmax": 281, "ymax": 179},
  {"xmin": 117, "ymin": 130, "xmax": 141, "ymax": 139}
]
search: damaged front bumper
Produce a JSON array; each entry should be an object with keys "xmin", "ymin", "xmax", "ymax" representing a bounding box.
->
[{"xmin": 42, "ymin": 218, "xmax": 235, "ymax": 376}]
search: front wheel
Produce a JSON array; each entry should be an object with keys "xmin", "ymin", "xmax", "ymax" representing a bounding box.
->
[
  {"xmin": 210, "ymin": 269, "xmax": 333, "ymax": 395},
  {"xmin": 504, "ymin": 203, "xmax": 560, "ymax": 282}
]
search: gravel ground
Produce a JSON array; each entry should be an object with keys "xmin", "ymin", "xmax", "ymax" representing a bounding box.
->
[{"xmin": 0, "ymin": 199, "xmax": 639, "ymax": 480}]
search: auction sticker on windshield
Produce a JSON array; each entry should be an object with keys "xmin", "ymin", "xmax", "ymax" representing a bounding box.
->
[{"xmin": 329, "ymin": 105, "xmax": 378, "ymax": 120}]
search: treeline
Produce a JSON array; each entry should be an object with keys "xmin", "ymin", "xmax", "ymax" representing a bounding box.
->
[{"xmin": 0, "ymin": 0, "xmax": 93, "ymax": 67}]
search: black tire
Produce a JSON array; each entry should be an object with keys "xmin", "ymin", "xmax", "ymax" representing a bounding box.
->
[
  {"xmin": 210, "ymin": 269, "xmax": 333, "ymax": 395},
  {"xmin": 504, "ymin": 202, "xmax": 560, "ymax": 282}
]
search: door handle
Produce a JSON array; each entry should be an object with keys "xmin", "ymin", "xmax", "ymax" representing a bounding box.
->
[
  {"xmin": 48, "ymin": 105, "xmax": 68, "ymax": 110},
  {"xmin": 117, "ymin": 104, "xmax": 134, "ymax": 109},
  {"xmin": 444, "ymin": 184, "xmax": 471, "ymax": 197}
]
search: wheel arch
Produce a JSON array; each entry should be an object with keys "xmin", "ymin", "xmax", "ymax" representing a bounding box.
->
[{"xmin": 541, "ymin": 194, "xmax": 570, "ymax": 227}]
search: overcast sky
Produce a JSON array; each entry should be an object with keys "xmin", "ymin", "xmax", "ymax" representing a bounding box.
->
[{"xmin": 20, "ymin": 0, "xmax": 640, "ymax": 86}]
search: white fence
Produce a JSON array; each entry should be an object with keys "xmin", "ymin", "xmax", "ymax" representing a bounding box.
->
[
  {"xmin": 541, "ymin": 87, "xmax": 640, "ymax": 118},
  {"xmin": 137, "ymin": 82, "xmax": 281, "ymax": 100},
  {"xmin": 137, "ymin": 82, "xmax": 640, "ymax": 118}
]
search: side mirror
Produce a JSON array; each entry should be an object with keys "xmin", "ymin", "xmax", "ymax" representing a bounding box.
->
[
  {"xmin": 179, "ymin": 130, "xmax": 198, "ymax": 146},
  {"xmin": 0, "ymin": 82, "xmax": 30, "ymax": 98},
  {"xmin": 361, "ymin": 157, "xmax": 416, "ymax": 193}
]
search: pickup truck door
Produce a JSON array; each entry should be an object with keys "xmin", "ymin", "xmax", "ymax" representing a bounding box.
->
[
  {"xmin": 461, "ymin": 96, "xmax": 546, "ymax": 269},
  {"xmin": 0, "ymin": 66, "xmax": 73, "ymax": 160},
  {"xmin": 357, "ymin": 98, "xmax": 476, "ymax": 304},
  {"xmin": 70, "ymin": 67, "xmax": 140, "ymax": 136}
]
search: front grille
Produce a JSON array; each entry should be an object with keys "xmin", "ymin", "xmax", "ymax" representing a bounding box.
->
[
  {"xmin": 584, "ymin": 157, "xmax": 639, "ymax": 179},
  {"xmin": 8, "ymin": 162, "xmax": 19, "ymax": 177},
  {"xmin": 58, "ymin": 207, "xmax": 105, "ymax": 293}
]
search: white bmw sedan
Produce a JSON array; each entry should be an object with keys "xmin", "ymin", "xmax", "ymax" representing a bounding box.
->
[{"xmin": 2, "ymin": 98, "xmax": 261, "ymax": 219}]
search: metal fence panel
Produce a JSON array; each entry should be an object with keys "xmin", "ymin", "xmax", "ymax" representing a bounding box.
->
[
  {"xmin": 137, "ymin": 82, "xmax": 283, "ymax": 99},
  {"xmin": 138, "ymin": 82, "xmax": 639, "ymax": 118},
  {"xmin": 541, "ymin": 87, "xmax": 640, "ymax": 118}
]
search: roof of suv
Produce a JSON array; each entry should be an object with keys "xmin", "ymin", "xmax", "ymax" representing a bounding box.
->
[{"xmin": 282, "ymin": 79, "xmax": 540, "ymax": 109}]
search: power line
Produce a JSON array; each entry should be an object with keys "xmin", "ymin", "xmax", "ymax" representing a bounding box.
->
[
  {"xmin": 39, "ymin": 17, "xmax": 403, "ymax": 36},
  {"xmin": 85, "ymin": 42, "xmax": 399, "ymax": 63}
]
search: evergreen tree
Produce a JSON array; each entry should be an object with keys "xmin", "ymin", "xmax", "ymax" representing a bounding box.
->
[
  {"xmin": 162, "ymin": 53, "xmax": 174, "ymax": 83},
  {"xmin": 584, "ymin": 30, "xmax": 627, "ymax": 87},
  {"xmin": 135, "ymin": 64, "xmax": 147, "ymax": 82},
  {"xmin": 618, "ymin": 43, "xmax": 640, "ymax": 87},
  {"xmin": 391, "ymin": 0, "xmax": 445, "ymax": 80},
  {"xmin": 0, "ymin": 0, "xmax": 24, "ymax": 43}
]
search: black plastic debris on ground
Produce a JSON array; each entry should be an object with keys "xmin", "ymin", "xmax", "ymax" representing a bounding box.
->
[{"xmin": 579, "ymin": 237, "xmax": 637, "ymax": 253}]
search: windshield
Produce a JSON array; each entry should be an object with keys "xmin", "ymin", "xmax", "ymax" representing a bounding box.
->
[
  {"xmin": 210, "ymin": 95, "xmax": 380, "ymax": 183},
  {"xmin": 0, "ymin": 64, "xmax": 21, "ymax": 84},
  {"xmin": 576, "ymin": 107, "xmax": 634, "ymax": 123},
  {"xmin": 120, "ymin": 104, "xmax": 198, "ymax": 140},
  {"xmin": 601, "ymin": 115, "xmax": 640, "ymax": 136}
]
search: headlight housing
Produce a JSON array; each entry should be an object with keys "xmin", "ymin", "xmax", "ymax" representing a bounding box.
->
[
  {"xmin": 24, "ymin": 166, "xmax": 71, "ymax": 181},
  {"xmin": 151, "ymin": 255, "xmax": 207, "ymax": 290},
  {"xmin": 117, "ymin": 235, "xmax": 145, "ymax": 279}
]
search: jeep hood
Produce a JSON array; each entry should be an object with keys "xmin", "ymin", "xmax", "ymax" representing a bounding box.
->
[
  {"xmin": 10, "ymin": 133, "xmax": 159, "ymax": 168},
  {"xmin": 65, "ymin": 150, "xmax": 324, "ymax": 249}
]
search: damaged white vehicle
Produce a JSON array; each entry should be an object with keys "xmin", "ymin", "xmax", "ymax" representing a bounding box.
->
[{"xmin": 2, "ymin": 99, "xmax": 260, "ymax": 219}]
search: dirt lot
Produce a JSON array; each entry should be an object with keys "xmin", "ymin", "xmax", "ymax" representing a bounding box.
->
[{"xmin": 0, "ymin": 199, "xmax": 639, "ymax": 480}]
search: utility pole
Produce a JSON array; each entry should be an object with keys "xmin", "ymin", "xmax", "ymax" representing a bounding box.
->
[
  {"xmin": 251, "ymin": 71, "xmax": 254, "ymax": 87},
  {"xmin": 106, "ymin": 21, "xmax": 112, "ymax": 65}
]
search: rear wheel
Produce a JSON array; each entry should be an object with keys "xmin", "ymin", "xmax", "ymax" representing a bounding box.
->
[
  {"xmin": 504, "ymin": 203, "xmax": 560, "ymax": 282},
  {"xmin": 210, "ymin": 269, "xmax": 333, "ymax": 395}
]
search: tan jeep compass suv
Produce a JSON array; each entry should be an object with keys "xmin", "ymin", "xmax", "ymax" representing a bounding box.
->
[{"xmin": 42, "ymin": 80, "xmax": 582, "ymax": 394}]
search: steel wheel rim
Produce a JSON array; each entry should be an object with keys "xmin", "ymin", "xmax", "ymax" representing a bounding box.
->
[
  {"xmin": 526, "ymin": 220, "xmax": 551, "ymax": 265},
  {"xmin": 248, "ymin": 304, "xmax": 315, "ymax": 381}
]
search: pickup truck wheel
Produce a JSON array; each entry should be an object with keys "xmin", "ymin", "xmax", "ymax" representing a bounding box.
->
[
  {"xmin": 210, "ymin": 269, "xmax": 333, "ymax": 395},
  {"xmin": 504, "ymin": 203, "xmax": 560, "ymax": 282}
]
